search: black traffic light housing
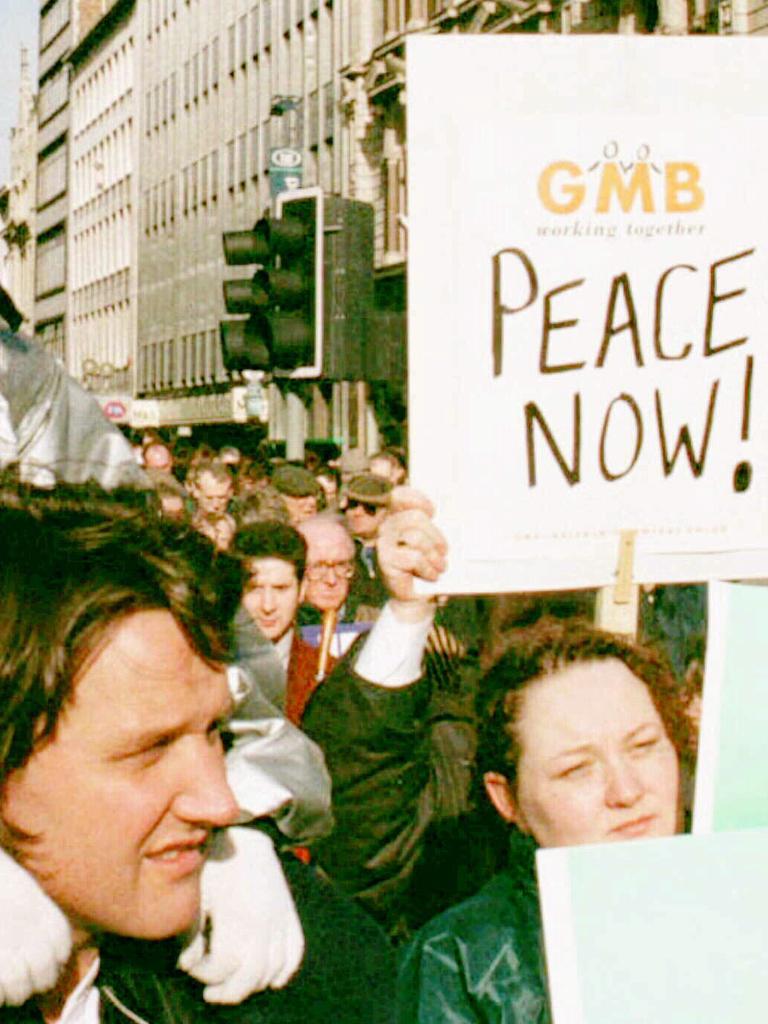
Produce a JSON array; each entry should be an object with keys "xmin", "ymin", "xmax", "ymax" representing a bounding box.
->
[
  {"xmin": 220, "ymin": 186, "xmax": 322, "ymax": 375},
  {"xmin": 220, "ymin": 219, "xmax": 272, "ymax": 370},
  {"xmin": 220, "ymin": 188, "xmax": 374, "ymax": 379}
]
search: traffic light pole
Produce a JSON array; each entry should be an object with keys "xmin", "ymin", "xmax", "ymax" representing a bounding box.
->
[
  {"xmin": 285, "ymin": 389, "xmax": 305, "ymax": 461},
  {"xmin": 269, "ymin": 187, "xmax": 314, "ymax": 461}
]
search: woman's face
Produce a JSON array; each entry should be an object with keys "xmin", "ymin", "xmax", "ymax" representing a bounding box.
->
[{"xmin": 485, "ymin": 658, "xmax": 680, "ymax": 848}]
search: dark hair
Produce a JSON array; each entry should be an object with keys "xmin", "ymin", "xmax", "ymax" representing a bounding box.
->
[
  {"xmin": 234, "ymin": 520, "xmax": 307, "ymax": 581},
  {"xmin": 476, "ymin": 617, "xmax": 691, "ymax": 793},
  {"xmin": 0, "ymin": 486, "xmax": 244, "ymax": 777}
]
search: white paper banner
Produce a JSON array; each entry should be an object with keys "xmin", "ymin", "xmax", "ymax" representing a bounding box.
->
[{"xmin": 408, "ymin": 36, "xmax": 768, "ymax": 593}]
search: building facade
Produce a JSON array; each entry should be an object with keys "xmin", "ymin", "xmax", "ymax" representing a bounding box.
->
[
  {"xmin": 0, "ymin": 49, "xmax": 37, "ymax": 331},
  {"xmin": 22, "ymin": 0, "xmax": 764, "ymax": 445},
  {"xmin": 132, "ymin": 0, "xmax": 369, "ymax": 445},
  {"xmin": 68, "ymin": 0, "xmax": 137, "ymax": 420}
]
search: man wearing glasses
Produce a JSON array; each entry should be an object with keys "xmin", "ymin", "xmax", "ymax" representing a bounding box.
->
[{"xmin": 296, "ymin": 514, "xmax": 358, "ymax": 623}]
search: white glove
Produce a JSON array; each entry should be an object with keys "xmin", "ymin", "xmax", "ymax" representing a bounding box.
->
[
  {"xmin": 178, "ymin": 826, "xmax": 305, "ymax": 1003},
  {"xmin": 0, "ymin": 849, "xmax": 72, "ymax": 1005}
]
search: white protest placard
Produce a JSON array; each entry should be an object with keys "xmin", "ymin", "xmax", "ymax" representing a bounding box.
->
[
  {"xmin": 693, "ymin": 580, "xmax": 768, "ymax": 834},
  {"xmin": 537, "ymin": 831, "xmax": 768, "ymax": 1024},
  {"xmin": 408, "ymin": 36, "xmax": 768, "ymax": 593}
]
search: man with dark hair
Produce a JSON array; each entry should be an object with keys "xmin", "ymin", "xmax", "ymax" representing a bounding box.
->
[
  {"xmin": 235, "ymin": 521, "xmax": 335, "ymax": 724},
  {"xmin": 0, "ymin": 491, "xmax": 395, "ymax": 1022}
]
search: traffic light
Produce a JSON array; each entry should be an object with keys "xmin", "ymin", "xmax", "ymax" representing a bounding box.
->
[
  {"xmin": 220, "ymin": 186, "xmax": 322, "ymax": 375},
  {"xmin": 220, "ymin": 188, "xmax": 375, "ymax": 378},
  {"xmin": 322, "ymin": 195, "xmax": 374, "ymax": 379},
  {"xmin": 220, "ymin": 219, "xmax": 271, "ymax": 370}
]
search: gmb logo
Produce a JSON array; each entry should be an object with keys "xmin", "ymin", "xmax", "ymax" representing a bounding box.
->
[{"xmin": 537, "ymin": 142, "xmax": 704, "ymax": 215}]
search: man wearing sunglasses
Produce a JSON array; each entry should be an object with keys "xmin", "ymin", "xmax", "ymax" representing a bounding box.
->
[{"xmin": 343, "ymin": 474, "xmax": 393, "ymax": 621}]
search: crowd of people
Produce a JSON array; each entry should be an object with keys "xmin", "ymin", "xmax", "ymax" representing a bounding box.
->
[{"xmin": 0, "ymin": 375, "xmax": 706, "ymax": 1021}]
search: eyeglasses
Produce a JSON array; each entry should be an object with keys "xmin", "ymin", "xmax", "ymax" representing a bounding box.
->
[
  {"xmin": 305, "ymin": 560, "xmax": 355, "ymax": 581},
  {"xmin": 346, "ymin": 500, "xmax": 380, "ymax": 516}
]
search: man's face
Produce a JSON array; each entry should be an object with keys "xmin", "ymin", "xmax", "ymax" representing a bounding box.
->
[
  {"xmin": 345, "ymin": 500, "xmax": 387, "ymax": 542},
  {"xmin": 144, "ymin": 443, "xmax": 173, "ymax": 472},
  {"xmin": 281, "ymin": 493, "xmax": 318, "ymax": 527},
  {"xmin": 243, "ymin": 556, "xmax": 303, "ymax": 642},
  {"xmin": 0, "ymin": 610, "xmax": 238, "ymax": 944},
  {"xmin": 159, "ymin": 493, "xmax": 186, "ymax": 521},
  {"xmin": 301, "ymin": 524, "xmax": 355, "ymax": 613},
  {"xmin": 194, "ymin": 471, "xmax": 233, "ymax": 515}
]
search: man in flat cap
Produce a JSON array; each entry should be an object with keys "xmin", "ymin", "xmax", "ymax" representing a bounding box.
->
[
  {"xmin": 344, "ymin": 473, "xmax": 393, "ymax": 621},
  {"xmin": 271, "ymin": 465, "xmax": 322, "ymax": 528}
]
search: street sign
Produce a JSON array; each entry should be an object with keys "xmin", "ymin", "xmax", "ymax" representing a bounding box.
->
[{"xmin": 270, "ymin": 147, "xmax": 303, "ymax": 198}]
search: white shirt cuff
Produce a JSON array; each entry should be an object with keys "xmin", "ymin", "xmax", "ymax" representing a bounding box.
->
[{"xmin": 354, "ymin": 600, "xmax": 435, "ymax": 688}]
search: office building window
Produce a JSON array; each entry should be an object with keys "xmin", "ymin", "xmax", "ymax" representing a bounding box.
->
[
  {"xmin": 251, "ymin": 5, "xmax": 260, "ymax": 56},
  {"xmin": 211, "ymin": 36, "xmax": 220, "ymax": 86},
  {"xmin": 210, "ymin": 149, "xmax": 219, "ymax": 200},
  {"xmin": 239, "ymin": 15, "xmax": 248, "ymax": 66},
  {"xmin": 227, "ymin": 140, "xmax": 236, "ymax": 190},
  {"xmin": 228, "ymin": 23, "xmax": 236, "ymax": 74},
  {"xmin": 238, "ymin": 132, "xmax": 247, "ymax": 187}
]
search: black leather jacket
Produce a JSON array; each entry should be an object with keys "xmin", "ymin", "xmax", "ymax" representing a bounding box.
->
[{"xmin": 9, "ymin": 857, "xmax": 396, "ymax": 1024}]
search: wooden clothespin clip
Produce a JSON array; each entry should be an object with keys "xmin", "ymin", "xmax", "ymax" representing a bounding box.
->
[
  {"xmin": 614, "ymin": 530, "xmax": 636, "ymax": 605},
  {"xmin": 595, "ymin": 529, "xmax": 639, "ymax": 636}
]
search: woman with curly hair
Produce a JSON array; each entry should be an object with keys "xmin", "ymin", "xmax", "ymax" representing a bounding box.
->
[{"xmin": 398, "ymin": 618, "xmax": 691, "ymax": 1024}]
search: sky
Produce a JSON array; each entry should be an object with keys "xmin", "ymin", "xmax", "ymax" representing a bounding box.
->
[{"xmin": 0, "ymin": 0, "xmax": 39, "ymax": 185}]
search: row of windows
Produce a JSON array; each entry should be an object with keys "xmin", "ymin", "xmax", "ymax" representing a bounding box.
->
[
  {"xmin": 38, "ymin": 67, "xmax": 69, "ymax": 127},
  {"xmin": 141, "ymin": 125, "xmax": 332, "ymax": 237},
  {"xmin": 145, "ymin": 0, "xmax": 330, "ymax": 96},
  {"xmin": 146, "ymin": 0, "xmax": 178, "ymax": 38},
  {"xmin": 184, "ymin": 38, "xmax": 221, "ymax": 104},
  {"xmin": 144, "ymin": 175, "xmax": 178, "ymax": 232},
  {"xmin": 71, "ymin": 214, "xmax": 132, "ymax": 290},
  {"xmin": 73, "ymin": 122, "xmax": 133, "ymax": 206},
  {"xmin": 72, "ymin": 299, "xmax": 133, "ymax": 382},
  {"xmin": 72, "ymin": 41, "xmax": 134, "ymax": 135},
  {"xmin": 71, "ymin": 269, "xmax": 131, "ymax": 319},
  {"xmin": 141, "ymin": 117, "xmax": 326, "ymax": 236},
  {"xmin": 146, "ymin": 0, "xmax": 323, "ymax": 55},
  {"xmin": 40, "ymin": 0, "xmax": 69, "ymax": 52},
  {"xmin": 143, "ymin": 33, "xmax": 225, "ymax": 135},
  {"xmin": 72, "ymin": 176, "xmax": 132, "ymax": 237},
  {"xmin": 38, "ymin": 146, "xmax": 67, "ymax": 210},
  {"xmin": 144, "ymin": 77, "xmax": 333, "ymax": 193},
  {"xmin": 138, "ymin": 330, "xmax": 229, "ymax": 393},
  {"xmin": 145, "ymin": 71, "xmax": 178, "ymax": 131},
  {"xmin": 141, "ymin": 140, "xmax": 249, "ymax": 235},
  {"xmin": 35, "ymin": 231, "xmax": 66, "ymax": 297}
]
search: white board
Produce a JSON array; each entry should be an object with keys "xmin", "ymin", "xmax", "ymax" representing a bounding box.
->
[
  {"xmin": 538, "ymin": 831, "xmax": 768, "ymax": 1024},
  {"xmin": 408, "ymin": 36, "xmax": 768, "ymax": 593}
]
